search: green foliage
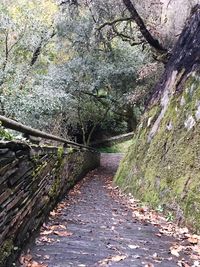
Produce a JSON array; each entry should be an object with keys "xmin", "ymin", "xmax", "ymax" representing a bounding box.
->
[
  {"xmin": 166, "ymin": 212, "xmax": 174, "ymax": 222},
  {"xmin": 0, "ymin": 239, "xmax": 14, "ymax": 266},
  {"xmin": 98, "ymin": 140, "xmax": 132, "ymax": 153},
  {"xmin": 0, "ymin": 0, "xmax": 161, "ymax": 143},
  {"xmin": 0, "ymin": 123, "xmax": 13, "ymax": 140}
]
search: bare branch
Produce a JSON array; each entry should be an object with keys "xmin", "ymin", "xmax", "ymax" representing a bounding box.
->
[
  {"xmin": 97, "ymin": 17, "xmax": 133, "ymax": 31},
  {"xmin": 112, "ymin": 25, "xmax": 145, "ymax": 46}
]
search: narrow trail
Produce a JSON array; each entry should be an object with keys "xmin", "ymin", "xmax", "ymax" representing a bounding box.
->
[{"xmin": 19, "ymin": 154, "xmax": 187, "ymax": 267}]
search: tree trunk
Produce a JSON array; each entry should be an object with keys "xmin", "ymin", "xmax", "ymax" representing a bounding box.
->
[
  {"xmin": 123, "ymin": 0, "xmax": 167, "ymax": 53},
  {"xmin": 150, "ymin": 4, "xmax": 200, "ymax": 105}
]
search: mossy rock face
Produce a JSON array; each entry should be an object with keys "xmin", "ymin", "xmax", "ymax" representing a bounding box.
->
[
  {"xmin": 115, "ymin": 72, "xmax": 200, "ymax": 231},
  {"xmin": 0, "ymin": 239, "xmax": 14, "ymax": 266}
]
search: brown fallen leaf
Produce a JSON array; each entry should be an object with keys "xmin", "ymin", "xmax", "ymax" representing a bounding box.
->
[
  {"xmin": 188, "ymin": 236, "xmax": 199, "ymax": 245},
  {"xmin": 144, "ymin": 263, "xmax": 154, "ymax": 267},
  {"xmin": 190, "ymin": 254, "xmax": 199, "ymax": 260},
  {"xmin": 155, "ymin": 233, "xmax": 162, "ymax": 237},
  {"xmin": 30, "ymin": 261, "xmax": 48, "ymax": 267},
  {"xmin": 177, "ymin": 260, "xmax": 191, "ymax": 267},
  {"xmin": 170, "ymin": 245, "xmax": 183, "ymax": 257},
  {"xmin": 54, "ymin": 231, "xmax": 73, "ymax": 237},
  {"xmin": 193, "ymin": 245, "xmax": 200, "ymax": 255},
  {"xmin": 179, "ymin": 227, "xmax": 189, "ymax": 235},
  {"xmin": 19, "ymin": 254, "xmax": 47, "ymax": 267},
  {"xmin": 50, "ymin": 211, "xmax": 57, "ymax": 217},
  {"xmin": 111, "ymin": 255, "xmax": 127, "ymax": 262},
  {"xmin": 40, "ymin": 230, "xmax": 53, "ymax": 235},
  {"xmin": 36, "ymin": 236, "xmax": 55, "ymax": 244},
  {"xmin": 99, "ymin": 255, "xmax": 127, "ymax": 266},
  {"xmin": 43, "ymin": 255, "xmax": 50, "ymax": 260},
  {"xmin": 19, "ymin": 253, "xmax": 33, "ymax": 265}
]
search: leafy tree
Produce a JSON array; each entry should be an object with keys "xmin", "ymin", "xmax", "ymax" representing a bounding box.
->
[{"xmin": 0, "ymin": 0, "xmax": 164, "ymax": 144}]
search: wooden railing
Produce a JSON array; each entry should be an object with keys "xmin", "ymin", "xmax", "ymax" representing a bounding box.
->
[{"xmin": 0, "ymin": 115, "xmax": 94, "ymax": 151}]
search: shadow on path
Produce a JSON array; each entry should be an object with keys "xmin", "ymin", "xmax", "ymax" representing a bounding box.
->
[{"xmin": 19, "ymin": 153, "xmax": 179, "ymax": 267}]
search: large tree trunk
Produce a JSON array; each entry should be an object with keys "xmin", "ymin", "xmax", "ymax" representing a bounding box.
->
[
  {"xmin": 151, "ymin": 4, "xmax": 200, "ymax": 104},
  {"xmin": 123, "ymin": 0, "xmax": 167, "ymax": 53}
]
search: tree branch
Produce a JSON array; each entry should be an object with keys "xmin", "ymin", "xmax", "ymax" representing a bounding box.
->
[
  {"xmin": 122, "ymin": 0, "xmax": 168, "ymax": 53},
  {"xmin": 112, "ymin": 25, "xmax": 145, "ymax": 46},
  {"xmin": 97, "ymin": 17, "xmax": 133, "ymax": 31}
]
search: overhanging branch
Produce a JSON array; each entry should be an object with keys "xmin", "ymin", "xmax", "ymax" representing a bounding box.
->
[
  {"xmin": 97, "ymin": 17, "xmax": 133, "ymax": 31},
  {"xmin": 122, "ymin": 0, "xmax": 168, "ymax": 53}
]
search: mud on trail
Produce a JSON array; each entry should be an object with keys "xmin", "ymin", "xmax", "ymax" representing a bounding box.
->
[{"xmin": 19, "ymin": 154, "xmax": 200, "ymax": 267}]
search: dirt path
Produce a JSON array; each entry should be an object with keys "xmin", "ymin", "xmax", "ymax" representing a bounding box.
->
[{"xmin": 19, "ymin": 154, "xmax": 193, "ymax": 267}]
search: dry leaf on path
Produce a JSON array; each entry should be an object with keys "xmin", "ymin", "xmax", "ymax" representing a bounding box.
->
[
  {"xmin": 144, "ymin": 263, "xmax": 154, "ymax": 267},
  {"xmin": 128, "ymin": 244, "xmax": 140, "ymax": 249},
  {"xmin": 50, "ymin": 211, "xmax": 57, "ymax": 217},
  {"xmin": 99, "ymin": 255, "xmax": 127, "ymax": 266},
  {"xmin": 30, "ymin": 261, "xmax": 48, "ymax": 267},
  {"xmin": 177, "ymin": 260, "xmax": 191, "ymax": 267},
  {"xmin": 40, "ymin": 230, "xmax": 53, "ymax": 236},
  {"xmin": 54, "ymin": 231, "xmax": 73, "ymax": 237},
  {"xmin": 188, "ymin": 235, "xmax": 199, "ymax": 245},
  {"xmin": 19, "ymin": 254, "xmax": 47, "ymax": 267},
  {"xmin": 111, "ymin": 255, "xmax": 127, "ymax": 262},
  {"xmin": 170, "ymin": 245, "xmax": 183, "ymax": 257}
]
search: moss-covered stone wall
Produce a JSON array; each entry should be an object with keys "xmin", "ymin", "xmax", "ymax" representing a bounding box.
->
[
  {"xmin": 115, "ymin": 72, "xmax": 200, "ymax": 232},
  {"xmin": 115, "ymin": 7, "xmax": 200, "ymax": 232},
  {"xmin": 0, "ymin": 141, "xmax": 100, "ymax": 266}
]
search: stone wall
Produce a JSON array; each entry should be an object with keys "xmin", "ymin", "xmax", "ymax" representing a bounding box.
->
[
  {"xmin": 0, "ymin": 141, "xmax": 100, "ymax": 266},
  {"xmin": 115, "ymin": 7, "xmax": 200, "ymax": 231}
]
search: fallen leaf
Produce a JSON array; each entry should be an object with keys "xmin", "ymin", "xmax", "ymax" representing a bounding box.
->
[
  {"xmin": 43, "ymin": 255, "xmax": 50, "ymax": 260},
  {"xmin": 144, "ymin": 263, "xmax": 154, "ymax": 267},
  {"xmin": 153, "ymin": 253, "xmax": 158, "ymax": 259},
  {"xmin": 128, "ymin": 245, "xmax": 140, "ymax": 249},
  {"xmin": 40, "ymin": 230, "xmax": 53, "ymax": 235},
  {"xmin": 170, "ymin": 245, "xmax": 183, "ymax": 257},
  {"xmin": 110, "ymin": 255, "xmax": 126, "ymax": 262},
  {"xmin": 98, "ymin": 255, "xmax": 126, "ymax": 266},
  {"xmin": 54, "ymin": 231, "xmax": 73, "ymax": 237},
  {"xmin": 19, "ymin": 253, "xmax": 32, "ymax": 265},
  {"xmin": 155, "ymin": 233, "xmax": 162, "ymax": 237},
  {"xmin": 177, "ymin": 260, "xmax": 191, "ymax": 267},
  {"xmin": 133, "ymin": 255, "xmax": 140, "ymax": 259},
  {"xmin": 179, "ymin": 227, "xmax": 189, "ymax": 235},
  {"xmin": 36, "ymin": 236, "xmax": 55, "ymax": 244},
  {"xmin": 30, "ymin": 261, "xmax": 48, "ymax": 267},
  {"xmin": 50, "ymin": 211, "xmax": 57, "ymax": 217},
  {"xmin": 193, "ymin": 261, "xmax": 200, "ymax": 267},
  {"xmin": 19, "ymin": 254, "xmax": 47, "ymax": 267},
  {"xmin": 188, "ymin": 236, "xmax": 199, "ymax": 245}
]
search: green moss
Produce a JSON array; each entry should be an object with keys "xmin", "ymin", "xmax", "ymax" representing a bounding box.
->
[
  {"xmin": 32, "ymin": 161, "xmax": 48, "ymax": 180},
  {"xmin": 115, "ymin": 72, "xmax": 200, "ymax": 232},
  {"xmin": 48, "ymin": 176, "xmax": 62, "ymax": 198},
  {"xmin": 57, "ymin": 146, "xmax": 64, "ymax": 161},
  {"xmin": 48, "ymin": 148, "xmax": 65, "ymax": 199},
  {"xmin": 0, "ymin": 124, "xmax": 13, "ymax": 141},
  {"xmin": 0, "ymin": 239, "xmax": 14, "ymax": 266},
  {"xmin": 98, "ymin": 140, "xmax": 133, "ymax": 153}
]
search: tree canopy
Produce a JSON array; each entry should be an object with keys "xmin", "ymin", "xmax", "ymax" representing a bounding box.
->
[{"xmin": 2, "ymin": 0, "xmax": 189, "ymax": 144}]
